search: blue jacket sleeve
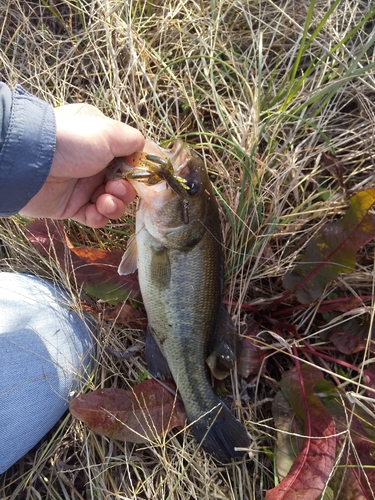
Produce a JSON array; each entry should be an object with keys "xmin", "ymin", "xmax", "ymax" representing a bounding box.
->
[{"xmin": 0, "ymin": 83, "xmax": 56, "ymax": 216}]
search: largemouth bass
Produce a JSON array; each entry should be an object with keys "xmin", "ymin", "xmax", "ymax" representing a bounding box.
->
[{"xmin": 113, "ymin": 139, "xmax": 250, "ymax": 461}]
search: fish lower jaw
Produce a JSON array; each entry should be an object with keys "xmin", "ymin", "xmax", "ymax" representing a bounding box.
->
[{"xmin": 131, "ymin": 180, "xmax": 170, "ymax": 204}]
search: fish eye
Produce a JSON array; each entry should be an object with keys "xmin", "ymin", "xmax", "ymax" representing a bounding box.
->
[{"xmin": 187, "ymin": 181, "xmax": 200, "ymax": 195}]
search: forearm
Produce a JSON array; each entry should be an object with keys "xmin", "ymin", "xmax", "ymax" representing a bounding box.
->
[{"xmin": 0, "ymin": 84, "xmax": 56, "ymax": 216}]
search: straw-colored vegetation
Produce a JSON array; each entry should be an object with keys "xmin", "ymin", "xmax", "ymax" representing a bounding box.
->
[{"xmin": 1, "ymin": 0, "xmax": 375, "ymax": 498}]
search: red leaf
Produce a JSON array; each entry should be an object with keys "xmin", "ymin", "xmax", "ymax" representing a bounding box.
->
[
  {"xmin": 69, "ymin": 380, "xmax": 186, "ymax": 443},
  {"xmin": 267, "ymin": 365, "xmax": 336, "ymax": 500},
  {"xmin": 25, "ymin": 219, "xmax": 140, "ymax": 304},
  {"xmin": 284, "ymin": 189, "xmax": 375, "ymax": 304}
]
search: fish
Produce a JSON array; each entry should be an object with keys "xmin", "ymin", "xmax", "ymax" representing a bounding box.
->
[{"xmin": 113, "ymin": 139, "xmax": 251, "ymax": 461}]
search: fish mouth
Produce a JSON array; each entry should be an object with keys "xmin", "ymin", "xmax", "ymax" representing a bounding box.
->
[
  {"xmin": 130, "ymin": 140, "xmax": 199, "ymax": 197},
  {"xmin": 106, "ymin": 139, "xmax": 202, "ymax": 208},
  {"xmin": 143, "ymin": 139, "xmax": 198, "ymax": 176}
]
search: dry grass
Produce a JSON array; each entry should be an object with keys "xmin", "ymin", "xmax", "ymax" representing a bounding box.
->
[{"xmin": 1, "ymin": 0, "xmax": 375, "ymax": 498}]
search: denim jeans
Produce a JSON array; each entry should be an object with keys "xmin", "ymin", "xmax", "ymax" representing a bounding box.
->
[{"xmin": 0, "ymin": 272, "xmax": 94, "ymax": 473}]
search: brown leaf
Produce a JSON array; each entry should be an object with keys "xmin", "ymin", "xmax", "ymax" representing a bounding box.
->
[
  {"xmin": 317, "ymin": 296, "xmax": 362, "ymax": 313},
  {"xmin": 26, "ymin": 219, "xmax": 140, "ymax": 304},
  {"xmin": 321, "ymin": 152, "xmax": 345, "ymax": 188},
  {"xmin": 69, "ymin": 380, "xmax": 186, "ymax": 443},
  {"xmin": 98, "ymin": 302, "xmax": 147, "ymax": 327},
  {"xmin": 237, "ymin": 319, "xmax": 268, "ymax": 378}
]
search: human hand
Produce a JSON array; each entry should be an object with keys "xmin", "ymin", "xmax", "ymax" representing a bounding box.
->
[{"xmin": 20, "ymin": 103, "xmax": 145, "ymax": 228}]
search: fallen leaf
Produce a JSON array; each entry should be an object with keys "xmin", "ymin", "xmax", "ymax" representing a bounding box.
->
[
  {"xmin": 319, "ymin": 314, "xmax": 375, "ymax": 354},
  {"xmin": 270, "ymin": 367, "xmax": 375, "ymax": 499},
  {"xmin": 321, "ymin": 153, "xmax": 345, "ymax": 189},
  {"xmin": 97, "ymin": 302, "xmax": 147, "ymax": 327},
  {"xmin": 237, "ymin": 319, "xmax": 268, "ymax": 378},
  {"xmin": 267, "ymin": 365, "xmax": 336, "ymax": 500},
  {"xmin": 317, "ymin": 296, "xmax": 363, "ymax": 314},
  {"xmin": 26, "ymin": 219, "xmax": 140, "ymax": 304},
  {"xmin": 315, "ymin": 379, "xmax": 375, "ymax": 499},
  {"xmin": 272, "ymin": 391, "xmax": 303, "ymax": 481},
  {"xmin": 283, "ymin": 189, "xmax": 375, "ymax": 304},
  {"xmin": 69, "ymin": 380, "xmax": 186, "ymax": 443}
]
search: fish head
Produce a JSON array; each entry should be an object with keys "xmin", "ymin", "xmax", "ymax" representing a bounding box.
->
[{"xmin": 129, "ymin": 139, "xmax": 219, "ymax": 248}]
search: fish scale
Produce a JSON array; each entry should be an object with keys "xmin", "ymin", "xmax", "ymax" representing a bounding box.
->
[{"xmin": 138, "ymin": 229, "xmax": 221, "ymax": 419}]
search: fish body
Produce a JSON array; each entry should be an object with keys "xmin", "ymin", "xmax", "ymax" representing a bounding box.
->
[{"xmin": 118, "ymin": 140, "xmax": 250, "ymax": 461}]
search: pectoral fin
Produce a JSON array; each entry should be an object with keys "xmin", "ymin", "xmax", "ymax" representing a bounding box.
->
[
  {"xmin": 145, "ymin": 326, "xmax": 172, "ymax": 379},
  {"xmin": 150, "ymin": 246, "xmax": 171, "ymax": 289},
  {"xmin": 118, "ymin": 235, "xmax": 138, "ymax": 275}
]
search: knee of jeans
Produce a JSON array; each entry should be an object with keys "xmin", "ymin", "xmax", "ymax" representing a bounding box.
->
[{"xmin": 0, "ymin": 272, "xmax": 97, "ymax": 393}]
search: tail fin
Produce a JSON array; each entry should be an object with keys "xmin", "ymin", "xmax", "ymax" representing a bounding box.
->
[{"xmin": 189, "ymin": 403, "xmax": 250, "ymax": 462}]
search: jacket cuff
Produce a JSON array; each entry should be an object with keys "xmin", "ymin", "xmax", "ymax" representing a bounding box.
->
[{"xmin": 0, "ymin": 85, "xmax": 56, "ymax": 216}]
